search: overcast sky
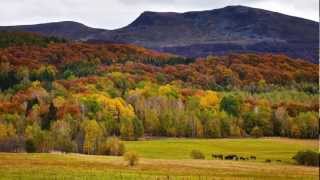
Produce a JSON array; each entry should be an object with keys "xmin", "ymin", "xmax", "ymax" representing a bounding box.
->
[{"xmin": 0, "ymin": 0, "xmax": 318, "ymax": 30}]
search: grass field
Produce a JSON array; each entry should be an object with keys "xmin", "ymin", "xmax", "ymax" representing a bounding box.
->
[
  {"xmin": 126, "ymin": 137, "xmax": 318, "ymax": 163},
  {"xmin": 0, "ymin": 138, "xmax": 318, "ymax": 180}
]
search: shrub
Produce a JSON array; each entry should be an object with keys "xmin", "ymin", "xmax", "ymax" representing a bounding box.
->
[
  {"xmin": 250, "ymin": 126, "xmax": 263, "ymax": 138},
  {"xmin": 190, "ymin": 150, "xmax": 205, "ymax": 159},
  {"xmin": 54, "ymin": 139, "xmax": 76, "ymax": 153},
  {"xmin": 100, "ymin": 137, "xmax": 125, "ymax": 156},
  {"xmin": 123, "ymin": 151, "xmax": 139, "ymax": 166},
  {"xmin": 25, "ymin": 139, "xmax": 36, "ymax": 153},
  {"xmin": 293, "ymin": 150, "xmax": 319, "ymax": 166}
]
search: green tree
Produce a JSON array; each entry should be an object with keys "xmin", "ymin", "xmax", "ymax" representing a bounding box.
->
[
  {"xmin": 51, "ymin": 120, "xmax": 75, "ymax": 153},
  {"xmin": 144, "ymin": 109, "xmax": 160, "ymax": 135},
  {"xmin": 25, "ymin": 124, "xmax": 52, "ymax": 152},
  {"xmin": 220, "ymin": 95, "xmax": 241, "ymax": 117},
  {"xmin": 37, "ymin": 65, "xmax": 57, "ymax": 82},
  {"xmin": 41, "ymin": 103, "xmax": 57, "ymax": 130},
  {"xmin": 120, "ymin": 117, "xmax": 134, "ymax": 140},
  {"xmin": 293, "ymin": 112, "xmax": 318, "ymax": 138},
  {"xmin": 132, "ymin": 117, "xmax": 144, "ymax": 139}
]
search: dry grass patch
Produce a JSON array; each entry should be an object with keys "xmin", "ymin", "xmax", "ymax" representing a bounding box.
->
[{"xmin": 0, "ymin": 153, "xmax": 318, "ymax": 179}]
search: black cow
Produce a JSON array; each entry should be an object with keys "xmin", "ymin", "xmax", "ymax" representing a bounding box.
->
[
  {"xmin": 250, "ymin": 156, "xmax": 256, "ymax": 160},
  {"xmin": 225, "ymin": 155, "xmax": 238, "ymax": 160},
  {"xmin": 265, "ymin": 159, "xmax": 272, "ymax": 163}
]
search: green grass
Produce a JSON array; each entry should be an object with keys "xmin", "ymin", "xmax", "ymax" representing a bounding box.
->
[
  {"xmin": 0, "ymin": 138, "xmax": 318, "ymax": 179},
  {"xmin": 125, "ymin": 137, "xmax": 318, "ymax": 163}
]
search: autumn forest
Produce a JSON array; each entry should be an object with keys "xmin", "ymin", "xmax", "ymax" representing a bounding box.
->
[{"xmin": 0, "ymin": 32, "xmax": 318, "ymax": 155}]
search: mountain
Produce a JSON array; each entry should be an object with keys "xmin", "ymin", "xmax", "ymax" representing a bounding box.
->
[
  {"xmin": 0, "ymin": 6, "xmax": 318, "ymax": 63},
  {"xmin": 0, "ymin": 21, "xmax": 104, "ymax": 40}
]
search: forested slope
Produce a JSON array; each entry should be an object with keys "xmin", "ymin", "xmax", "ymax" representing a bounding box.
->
[{"xmin": 0, "ymin": 32, "xmax": 318, "ymax": 154}]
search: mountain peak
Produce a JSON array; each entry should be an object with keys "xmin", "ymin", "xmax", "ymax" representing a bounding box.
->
[
  {"xmin": 0, "ymin": 6, "xmax": 318, "ymax": 63},
  {"xmin": 223, "ymin": 5, "xmax": 252, "ymax": 9},
  {"xmin": 130, "ymin": 11, "xmax": 180, "ymax": 27},
  {"xmin": 141, "ymin": 11, "xmax": 180, "ymax": 16},
  {"xmin": 214, "ymin": 5, "xmax": 266, "ymax": 15}
]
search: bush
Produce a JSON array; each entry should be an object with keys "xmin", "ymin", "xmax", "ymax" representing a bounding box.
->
[
  {"xmin": 123, "ymin": 151, "xmax": 139, "ymax": 166},
  {"xmin": 100, "ymin": 137, "xmax": 125, "ymax": 156},
  {"xmin": 54, "ymin": 139, "xmax": 76, "ymax": 153},
  {"xmin": 293, "ymin": 150, "xmax": 319, "ymax": 166},
  {"xmin": 25, "ymin": 139, "xmax": 36, "ymax": 153},
  {"xmin": 190, "ymin": 150, "xmax": 205, "ymax": 159},
  {"xmin": 250, "ymin": 126, "xmax": 263, "ymax": 138}
]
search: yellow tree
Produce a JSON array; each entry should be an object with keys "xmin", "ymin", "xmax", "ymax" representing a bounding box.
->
[
  {"xmin": 199, "ymin": 91, "xmax": 219, "ymax": 110},
  {"xmin": 0, "ymin": 123, "xmax": 16, "ymax": 140},
  {"xmin": 82, "ymin": 120, "xmax": 103, "ymax": 155}
]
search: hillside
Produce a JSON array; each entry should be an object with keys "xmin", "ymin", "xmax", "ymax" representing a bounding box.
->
[
  {"xmin": 0, "ymin": 21, "xmax": 103, "ymax": 40},
  {"xmin": 0, "ymin": 31, "xmax": 67, "ymax": 49},
  {"xmin": 0, "ymin": 40, "xmax": 317, "ymax": 88},
  {"xmin": 0, "ymin": 42, "xmax": 180, "ymax": 68},
  {"xmin": 0, "ymin": 31, "xmax": 318, "ymax": 159},
  {"xmin": 0, "ymin": 6, "xmax": 318, "ymax": 63}
]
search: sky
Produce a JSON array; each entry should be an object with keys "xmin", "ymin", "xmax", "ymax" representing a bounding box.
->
[{"xmin": 0, "ymin": 0, "xmax": 318, "ymax": 30}]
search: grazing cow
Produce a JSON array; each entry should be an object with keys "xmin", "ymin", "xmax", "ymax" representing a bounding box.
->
[
  {"xmin": 212, "ymin": 154, "xmax": 217, "ymax": 159},
  {"xmin": 265, "ymin": 159, "xmax": 271, "ymax": 163},
  {"xmin": 240, "ymin": 157, "xmax": 246, "ymax": 160},
  {"xmin": 225, "ymin": 155, "xmax": 233, "ymax": 160},
  {"xmin": 250, "ymin": 156, "xmax": 256, "ymax": 160},
  {"xmin": 225, "ymin": 154, "xmax": 238, "ymax": 160}
]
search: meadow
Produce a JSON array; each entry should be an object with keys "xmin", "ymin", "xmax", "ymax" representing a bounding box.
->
[
  {"xmin": 0, "ymin": 138, "xmax": 318, "ymax": 180},
  {"xmin": 125, "ymin": 138, "xmax": 318, "ymax": 163}
]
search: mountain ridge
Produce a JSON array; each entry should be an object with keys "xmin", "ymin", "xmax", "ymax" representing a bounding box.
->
[{"xmin": 0, "ymin": 6, "xmax": 318, "ymax": 63}]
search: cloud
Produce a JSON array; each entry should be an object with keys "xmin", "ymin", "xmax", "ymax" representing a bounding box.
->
[{"xmin": 0, "ymin": 0, "xmax": 318, "ymax": 29}]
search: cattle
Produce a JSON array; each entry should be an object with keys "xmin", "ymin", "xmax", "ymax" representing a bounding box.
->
[
  {"xmin": 250, "ymin": 156, "xmax": 256, "ymax": 160},
  {"xmin": 240, "ymin": 157, "xmax": 245, "ymax": 160},
  {"xmin": 225, "ymin": 154, "xmax": 238, "ymax": 160},
  {"xmin": 265, "ymin": 159, "xmax": 272, "ymax": 163}
]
